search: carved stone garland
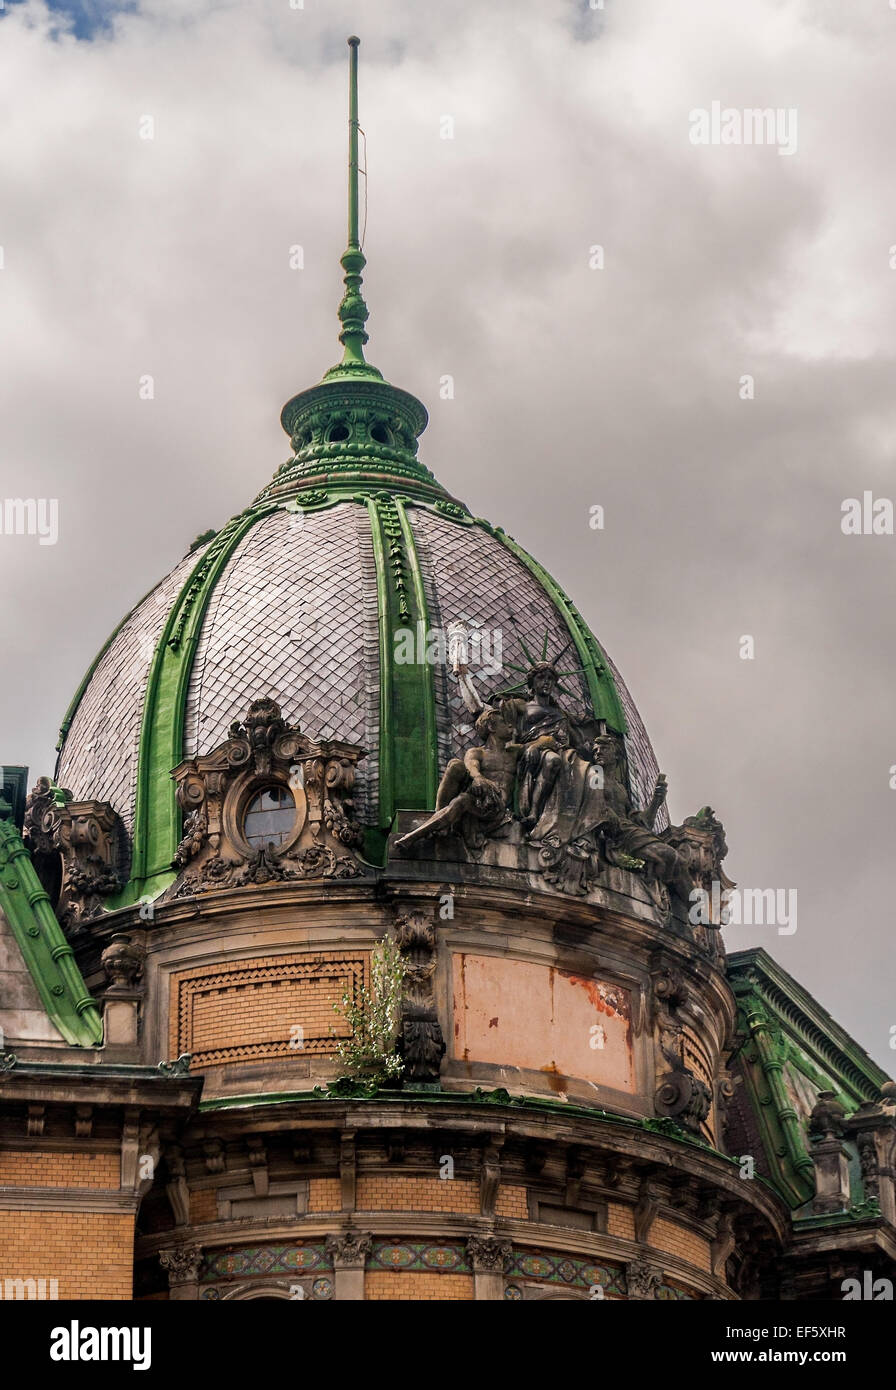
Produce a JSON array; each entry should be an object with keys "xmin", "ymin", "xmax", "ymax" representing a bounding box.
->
[
  {"xmin": 650, "ymin": 964, "xmax": 713, "ymax": 1136},
  {"xmin": 393, "ymin": 909, "xmax": 446, "ymax": 1083}
]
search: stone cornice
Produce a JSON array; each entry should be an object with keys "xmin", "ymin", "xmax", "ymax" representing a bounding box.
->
[
  {"xmin": 728, "ymin": 949, "xmax": 890, "ymax": 1102},
  {"xmin": 0, "ymin": 1187, "xmax": 139, "ymax": 1213}
]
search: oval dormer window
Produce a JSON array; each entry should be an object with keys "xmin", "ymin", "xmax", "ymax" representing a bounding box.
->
[{"xmin": 243, "ymin": 786, "xmax": 296, "ymax": 849}]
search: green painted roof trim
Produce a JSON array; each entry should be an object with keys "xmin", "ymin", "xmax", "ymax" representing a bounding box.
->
[
  {"xmin": 490, "ymin": 527, "xmax": 628, "ymax": 734},
  {"xmin": 735, "ymin": 991, "xmax": 815, "ymax": 1208},
  {"xmin": 396, "ymin": 499, "xmax": 439, "ymax": 809},
  {"xmin": 366, "ymin": 494, "xmax": 439, "ymax": 830},
  {"xmin": 0, "ymin": 820, "xmax": 103, "ymax": 1046},
  {"xmin": 112, "ymin": 507, "xmax": 276, "ymax": 906},
  {"xmin": 397, "ymin": 499, "xmax": 628, "ymax": 734},
  {"xmin": 728, "ymin": 948, "xmax": 891, "ymax": 1103}
]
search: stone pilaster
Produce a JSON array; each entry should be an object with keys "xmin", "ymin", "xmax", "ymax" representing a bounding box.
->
[
  {"xmin": 325, "ymin": 1232, "xmax": 372, "ymax": 1301},
  {"xmin": 466, "ymin": 1235, "xmax": 511, "ymax": 1301},
  {"xmin": 159, "ymin": 1244, "xmax": 203, "ymax": 1301}
]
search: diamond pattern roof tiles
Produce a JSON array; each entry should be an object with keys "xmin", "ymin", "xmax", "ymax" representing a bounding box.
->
[
  {"xmin": 57, "ymin": 547, "xmax": 206, "ymax": 833},
  {"xmin": 183, "ymin": 503, "xmax": 378, "ymax": 823}
]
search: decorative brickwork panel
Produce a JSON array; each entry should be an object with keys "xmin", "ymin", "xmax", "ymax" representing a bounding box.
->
[
  {"xmin": 169, "ymin": 951, "xmax": 369, "ymax": 1068},
  {"xmin": 0, "ymin": 1151, "xmax": 119, "ymax": 1190},
  {"xmin": 505, "ymin": 1248, "xmax": 626, "ymax": 1296},
  {"xmin": 200, "ymin": 1243, "xmax": 331, "ymax": 1282},
  {"xmin": 0, "ymin": 1210, "xmax": 134, "ymax": 1298},
  {"xmin": 650, "ymin": 1217, "xmax": 712, "ymax": 1272},
  {"xmin": 356, "ymin": 1175, "xmax": 479, "ymax": 1215},
  {"xmin": 368, "ymin": 1240, "xmax": 471, "ymax": 1274},
  {"xmin": 365, "ymin": 1271, "xmax": 474, "ymax": 1300}
]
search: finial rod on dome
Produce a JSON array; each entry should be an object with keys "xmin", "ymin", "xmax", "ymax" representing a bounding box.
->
[{"xmin": 336, "ymin": 35, "xmax": 370, "ymax": 369}]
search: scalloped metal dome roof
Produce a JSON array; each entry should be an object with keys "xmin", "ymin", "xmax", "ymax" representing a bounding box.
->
[{"xmin": 53, "ymin": 39, "xmax": 664, "ymax": 906}]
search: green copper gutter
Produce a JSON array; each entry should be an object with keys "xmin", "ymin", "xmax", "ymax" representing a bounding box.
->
[
  {"xmin": 111, "ymin": 508, "xmax": 273, "ymax": 906},
  {"xmin": 0, "ymin": 820, "xmax": 103, "ymax": 1046}
]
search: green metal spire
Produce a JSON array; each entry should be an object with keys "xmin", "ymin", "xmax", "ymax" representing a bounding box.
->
[{"xmin": 328, "ymin": 35, "xmax": 379, "ymax": 379}]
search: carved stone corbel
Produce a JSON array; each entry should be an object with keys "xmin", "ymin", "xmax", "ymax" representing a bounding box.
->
[
  {"xmin": 246, "ymin": 1135, "xmax": 268, "ymax": 1196},
  {"xmin": 479, "ymin": 1137, "xmax": 504, "ymax": 1218},
  {"xmin": 165, "ymin": 1143, "xmax": 190, "ymax": 1227},
  {"xmin": 203, "ymin": 1139, "xmax": 225, "ymax": 1174},
  {"xmin": 340, "ymin": 1132, "xmax": 357, "ymax": 1212},
  {"xmin": 634, "ymin": 1177, "xmax": 662, "ymax": 1244},
  {"xmin": 564, "ymin": 1146, "xmax": 586, "ymax": 1207},
  {"xmin": 711, "ymin": 1209, "xmax": 738, "ymax": 1279}
]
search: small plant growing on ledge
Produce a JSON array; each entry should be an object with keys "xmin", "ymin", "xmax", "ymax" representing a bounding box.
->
[{"xmin": 331, "ymin": 939, "xmax": 405, "ymax": 1087}]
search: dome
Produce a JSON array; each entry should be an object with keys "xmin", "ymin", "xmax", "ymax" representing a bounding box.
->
[
  {"xmin": 55, "ymin": 472, "xmax": 662, "ymax": 902},
  {"xmin": 52, "ymin": 60, "xmax": 663, "ymax": 907}
]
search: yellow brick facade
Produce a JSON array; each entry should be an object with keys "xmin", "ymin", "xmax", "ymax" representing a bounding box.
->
[
  {"xmin": 189, "ymin": 1189, "xmax": 218, "ymax": 1225},
  {"xmin": 355, "ymin": 1175, "xmax": 480, "ymax": 1214},
  {"xmin": 365, "ymin": 1271, "xmax": 474, "ymax": 1300},
  {"xmin": 650, "ymin": 1217, "xmax": 712, "ymax": 1272},
  {"xmin": 308, "ymin": 1178, "xmax": 343, "ymax": 1212},
  {"xmin": 607, "ymin": 1202, "xmax": 636, "ymax": 1240},
  {"xmin": 495, "ymin": 1184, "xmax": 528, "ymax": 1219},
  {"xmin": 0, "ymin": 1151, "xmax": 119, "ymax": 1189},
  {"xmin": 0, "ymin": 1210, "xmax": 134, "ymax": 1299}
]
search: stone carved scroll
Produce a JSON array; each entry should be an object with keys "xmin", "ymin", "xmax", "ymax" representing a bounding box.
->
[{"xmin": 23, "ymin": 776, "xmax": 125, "ymax": 933}]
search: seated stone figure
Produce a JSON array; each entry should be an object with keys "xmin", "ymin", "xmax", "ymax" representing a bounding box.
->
[
  {"xmin": 589, "ymin": 735, "xmax": 692, "ymax": 902},
  {"xmin": 394, "ymin": 707, "xmax": 520, "ymax": 851},
  {"xmin": 498, "ymin": 662, "xmax": 592, "ymax": 833}
]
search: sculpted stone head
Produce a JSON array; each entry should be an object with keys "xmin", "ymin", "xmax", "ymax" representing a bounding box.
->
[{"xmin": 526, "ymin": 662, "xmax": 559, "ymax": 701}]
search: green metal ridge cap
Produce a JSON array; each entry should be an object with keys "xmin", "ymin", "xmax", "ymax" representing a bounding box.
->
[{"xmin": 0, "ymin": 820, "xmax": 103, "ymax": 1046}]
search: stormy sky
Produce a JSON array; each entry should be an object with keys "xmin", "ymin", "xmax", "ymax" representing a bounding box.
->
[{"xmin": 0, "ymin": 0, "xmax": 893, "ymax": 1068}]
